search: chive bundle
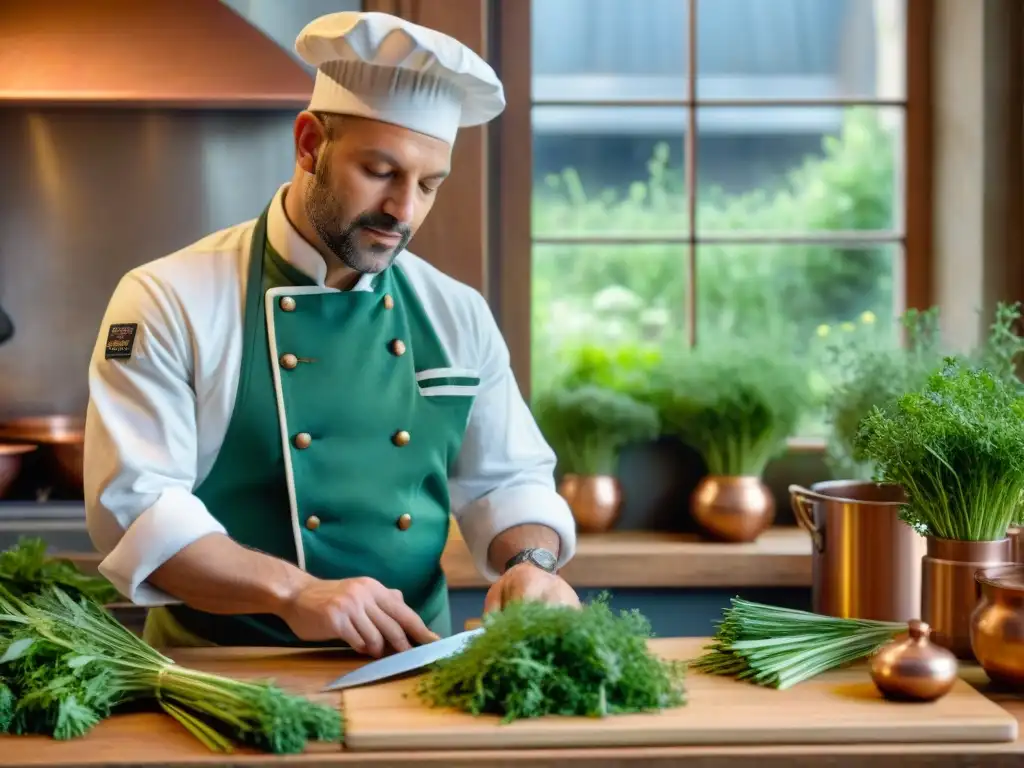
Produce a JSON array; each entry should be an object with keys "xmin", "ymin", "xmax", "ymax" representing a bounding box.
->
[
  {"xmin": 692, "ymin": 598, "xmax": 906, "ymax": 689},
  {"xmin": 0, "ymin": 586, "xmax": 342, "ymax": 753}
]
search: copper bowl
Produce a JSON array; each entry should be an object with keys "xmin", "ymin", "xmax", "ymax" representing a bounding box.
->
[
  {"xmin": 0, "ymin": 415, "xmax": 85, "ymax": 492},
  {"xmin": 0, "ymin": 443, "xmax": 37, "ymax": 498},
  {"xmin": 971, "ymin": 564, "xmax": 1024, "ymax": 688}
]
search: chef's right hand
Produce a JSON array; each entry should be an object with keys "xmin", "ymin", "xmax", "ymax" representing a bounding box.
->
[{"xmin": 278, "ymin": 576, "xmax": 440, "ymax": 657}]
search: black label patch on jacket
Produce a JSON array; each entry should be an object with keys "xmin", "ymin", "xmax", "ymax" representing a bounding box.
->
[{"xmin": 104, "ymin": 323, "xmax": 138, "ymax": 360}]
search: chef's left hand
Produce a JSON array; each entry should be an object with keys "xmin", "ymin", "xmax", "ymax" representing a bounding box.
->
[{"xmin": 483, "ymin": 563, "xmax": 581, "ymax": 614}]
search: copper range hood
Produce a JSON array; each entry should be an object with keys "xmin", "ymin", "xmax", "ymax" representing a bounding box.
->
[{"xmin": 0, "ymin": 0, "xmax": 313, "ymax": 108}]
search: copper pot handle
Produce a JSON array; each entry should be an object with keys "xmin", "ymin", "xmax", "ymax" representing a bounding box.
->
[{"xmin": 789, "ymin": 484, "xmax": 824, "ymax": 553}]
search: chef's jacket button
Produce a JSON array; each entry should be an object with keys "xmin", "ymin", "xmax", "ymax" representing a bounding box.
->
[
  {"xmin": 279, "ymin": 296, "xmax": 296, "ymax": 312},
  {"xmin": 280, "ymin": 353, "xmax": 298, "ymax": 369},
  {"xmin": 383, "ymin": 294, "xmax": 394, "ymax": 310},
  {"xmin": 397, "ymin": 513, "xmax": 413, "ymax": 531},
  {"xmin": 305, "ymin": 515, "xmax": 321, "ymax": 531},
  {"xmin": 390, "ymin": 339, "xmax": 406, "ymax": 356},
  {"xmin": 294, "ymin": 432, "xmax": 312, "ymax": 449},
  {"xmin": 392, "ymin": 430, "xmax": 411, "ymax": 447}
]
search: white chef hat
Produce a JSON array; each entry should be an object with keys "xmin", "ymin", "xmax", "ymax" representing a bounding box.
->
[{"xmin": 294, "ymin": 11, "xmax": 506, "ymax": 146}]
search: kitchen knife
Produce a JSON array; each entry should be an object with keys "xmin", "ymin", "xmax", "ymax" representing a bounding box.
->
[{"xmin": 322, "ymin": 627, "xmax": 484, "ymax": 691}]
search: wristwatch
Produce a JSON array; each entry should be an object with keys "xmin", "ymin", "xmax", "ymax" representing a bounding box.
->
[{"xmin": 504, "ymin": 547, "xmax": 558, "ymax": 574}]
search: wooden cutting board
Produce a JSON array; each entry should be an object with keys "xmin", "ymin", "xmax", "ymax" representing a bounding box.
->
[{"xmin": 342, "ymin": 637, "xmax": 1019, "ymax": 751}]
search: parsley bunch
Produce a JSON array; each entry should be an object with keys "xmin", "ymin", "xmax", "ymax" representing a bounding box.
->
[
  {"xmin": 0, "ymin": 586, "xmax": 341, "ymax": 753},
  {"xmin": 854, "ymin": 357, "xmax": 1024, "ymax": 540},
  {"xmin": 693, "ymin": 598, "xmax": 906, "ymax": 689},
  {"xmin": 416, "ymin": 597, "xmax": 686, "ymax": 722}
]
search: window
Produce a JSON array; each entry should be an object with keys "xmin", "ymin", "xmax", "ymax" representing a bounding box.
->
[{"xmin": 498, "ymin": 0, "xmax": 931, "ymax": 436}]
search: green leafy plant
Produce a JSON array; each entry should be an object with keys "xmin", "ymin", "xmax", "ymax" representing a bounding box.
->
[
  {"xmin": 823, "ymin": 307, "xmax": 943, "ymax": 479},
  {"xmin": 642, "ymin": 344, "xmax": 810, "ymax": 476},
  {"xmin": 855, "ymin": 357, "xmax": 1024, "ymax": 541},
  {"xmin": 692, "ymin": 598, "xmax": 905, "ymax": 690},
  {"xmin": 533, "ymin": 385, "xmax": 660, "ymax": 476},
  {"xmin": 0, "ymin": 586, "xmax": 342, "ymax": 753},
  {"xmin": 416, "ymin": 596, "xmax": 686, "ymax": 722},
  {"xmin": 0, "ymin": 537, "xmax": 120, "ymax": 604}
]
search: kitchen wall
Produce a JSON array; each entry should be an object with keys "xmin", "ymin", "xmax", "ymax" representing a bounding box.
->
[{"xmin": 0, "ymin": 0, "xmax": 359, "ymax": 419}]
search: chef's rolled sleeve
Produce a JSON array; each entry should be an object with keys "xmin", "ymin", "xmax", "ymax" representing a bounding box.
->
[
  {"xmin": 84, "ymin": 271, "xmax": 226, "ymax": 606},
  {"xmin": 448, "ymin": 295, "xmax": 577, "ymax": 582}
]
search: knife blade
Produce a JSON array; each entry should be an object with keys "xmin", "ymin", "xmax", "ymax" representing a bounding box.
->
[{"xmin": 322, "ymin": 627, "xmax": 484, "ymax": 691}]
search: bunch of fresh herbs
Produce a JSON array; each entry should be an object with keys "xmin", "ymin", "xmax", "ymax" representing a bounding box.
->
[
  {"xmin": 854, "ymin": 356, "xmax": 1024, "ymax": 540},
  {"xmin": 533, "ymin": 385, "xmax": 660, "ymax": 475},
  {"xmin": 692, "ymin": 598, "xmax": 906, "ymax": 689},
  {"xmin": 642, "ymin": 343, "xmax": 809, "ymax": 477},
  {"xmin": 416, "ymin": 596, "xmax": 686, "ymax": 722},
  {"xmin": 0, "ymin": 537, "xmax": 120, "ymax": 604},
  {"xmin": 0, "ymin": 585, "xmax": 342, "ymax": 753}
]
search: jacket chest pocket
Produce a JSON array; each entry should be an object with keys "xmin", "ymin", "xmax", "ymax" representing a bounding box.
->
[{"xmin": 415, "ymin": 368, "xmax": 479, "ymax": 464}]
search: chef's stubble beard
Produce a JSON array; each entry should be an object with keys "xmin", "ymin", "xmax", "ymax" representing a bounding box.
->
[{"xmin": 305, "ymin": 151, "xmax": 412, "ymax": 274}]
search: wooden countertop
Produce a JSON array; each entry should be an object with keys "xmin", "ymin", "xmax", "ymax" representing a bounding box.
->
[
  {"xmin": 2, "ymin": 641, "xmax": 1020, "ymax": 768},
  {"xmin": 57, "ymin": 526, "xmax": 813, "ymax": 591}
]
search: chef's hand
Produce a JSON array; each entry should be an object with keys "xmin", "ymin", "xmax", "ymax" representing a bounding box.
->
[
  {"xmin": 483, "ymin": 564, "xmax": 581, "ymax": 614},
  {"xmin": 279, "ymin": 576, "xmax": 440, "ymax": 657}
]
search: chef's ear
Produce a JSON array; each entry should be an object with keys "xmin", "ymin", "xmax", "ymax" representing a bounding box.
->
[{"xmin": 294, "ymin": 111, "xmax": 327, "ymax": 174}]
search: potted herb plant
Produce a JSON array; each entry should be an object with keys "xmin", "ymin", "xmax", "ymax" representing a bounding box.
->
[
  {"xmin": 533, "ymin": 384, "xmax": 660, "ymax": 532},
  {"xmin": 644, "ymin": 343, "xmax": 810, "ymax": 543},
  {"xmin": 854, "ymin": 357, "xmax": 1024, "ymax": 659}
]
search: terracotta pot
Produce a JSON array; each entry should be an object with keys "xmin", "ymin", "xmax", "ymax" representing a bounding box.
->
[
  {"xmin": 558, "ymin": 474, "xmax": 621, "ymax": 533},
  {"xmin": 0, "ymin": 444, "xmax": 37, "ymax": 498},
  {"xmin": 971, "ymin": 564, "xmax": 1024, "ymax": 688},
  {"xmin": 691, "ymin": 475, "xmax": 775, "ymax": 543},
  {"xmin": 789, "ymin": 480, "xmax": 925, "ymax": 623},
  {"xmin": 921, "ymin": 537, "xmax": 1013, "ymax": 660}
]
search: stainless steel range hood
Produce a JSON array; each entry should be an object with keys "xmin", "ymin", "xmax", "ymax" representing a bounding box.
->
[{"xmin": 0, "ymin": 0, "xmax": 313, "ymax": 108}]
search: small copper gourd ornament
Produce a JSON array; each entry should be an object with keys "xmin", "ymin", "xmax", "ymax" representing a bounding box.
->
[{"xmin": 869, "ymin": 619, "xmax": 959, "ymax": 702}]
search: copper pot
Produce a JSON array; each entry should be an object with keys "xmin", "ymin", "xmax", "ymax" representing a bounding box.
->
[
  {"xmin": 869, "ymin": 619, "xmax": 959, "ymax": 702},
  {"xmin": 790, "ymin": 481, "xmax": 925, "ymax": 623},
  {"xmin": 0, "ymin": 444, "xmax": 37, "ymax": 498},
  {"xmin": 558, "ymin": 474, "xmax": 622, "ymax": 533},
  {"xmin": 0, "ymin": 415, "xmax": 85, "ymax": 493},
  {"xmin": 691, "ymin": 475, "xmax": 775, "ymax": 543},
  {"xmin": 922, "ymin": 537, "xmax": 1013, "ymax": 660},
  {"xmin": 1009, "ymin": 527, "xmax": 1023, "ymax": 563},
  {"xmin": 971, "ymin": 565, "xmax": 1024, "ymax": 688}
]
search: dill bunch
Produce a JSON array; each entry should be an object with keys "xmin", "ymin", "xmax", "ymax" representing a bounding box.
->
[
  {"xmin": 854, "ymin": 357, "xmax": 1024, "ymax": 540},
  {"xmin": 416, "ymin": 597, "xmax": 686, "ymax": 722},
  {"xmin": 533, "ymin": 385, "xmax": 660, "ymax": 475},
  {"xmin": 0, "ymin": 586, "xmax": 341, "ymax": 753},
  {"xmin": 0, "ymin": 537, "xmax": 120, "ymax": 604},
  {"xmin": 692, "ymin": 598, "xmax": 906, "ymax": 690}
]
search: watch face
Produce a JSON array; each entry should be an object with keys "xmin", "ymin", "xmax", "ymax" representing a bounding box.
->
[{"xmin": 530, "ymin": 548, "xmax": 557, "ymax": 571}]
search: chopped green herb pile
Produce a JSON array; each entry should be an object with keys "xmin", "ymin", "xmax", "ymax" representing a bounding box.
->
[
  {"xmin": 854, "ymin": 357, "xmax": 1024, "ymax": 540},
  {"xmin": 692, "ymin": 598, "xmax": 906, "ymax": 690},
  {"xmin": 415, "ymin": 596, "xmax": 686, "ymax": 723},
  {"xmin": 0, "ymin": 537, "xmax": 120, "ymax": 604},
  {"xmin": 0, "ymin": 586, "xmax": 342, "ymax": 753}
]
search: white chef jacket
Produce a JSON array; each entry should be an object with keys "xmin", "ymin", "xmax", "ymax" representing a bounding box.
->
[{"xmin": 84, "ymin": 183, "xmax": 576, "ymax": 605}]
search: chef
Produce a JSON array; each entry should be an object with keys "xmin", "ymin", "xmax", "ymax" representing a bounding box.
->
[{"xmin": 83, "ymin": 11, "xmax": 579, "ymax": 656}]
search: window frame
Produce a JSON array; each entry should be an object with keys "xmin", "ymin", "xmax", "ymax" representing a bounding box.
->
[{"xmin": 489, "ymin": 0, "xmax": 935, "ymax": 401}]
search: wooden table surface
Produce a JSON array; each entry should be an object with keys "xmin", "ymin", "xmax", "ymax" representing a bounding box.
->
[
  {"xmin": 3, "ymin": 640, "xmax": 1022, "ymax": 768},
  {"xmin": 59, "ymin": 526, "xmax": 814, "ymax": 590}
]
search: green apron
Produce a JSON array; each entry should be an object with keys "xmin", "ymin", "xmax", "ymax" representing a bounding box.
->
[{"xmin": 144, "ymin": 204, "xmax": 476, "ymax": 648}]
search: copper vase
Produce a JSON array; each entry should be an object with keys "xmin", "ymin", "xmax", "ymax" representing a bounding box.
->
[
  {"xmin": 558, "ymin": 474, "xmax": 622, "ymax": 533},
  {"xmin": 691, "ymin": 475, "xmax": 775, "ymax": 543},
  {"xmin": 921, "ymin": 537, "xmax": 1013, "ymax": 660},
  {"xmin": 970, "ymin": 565, "xmax": 1024, "ymax": 688}
]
